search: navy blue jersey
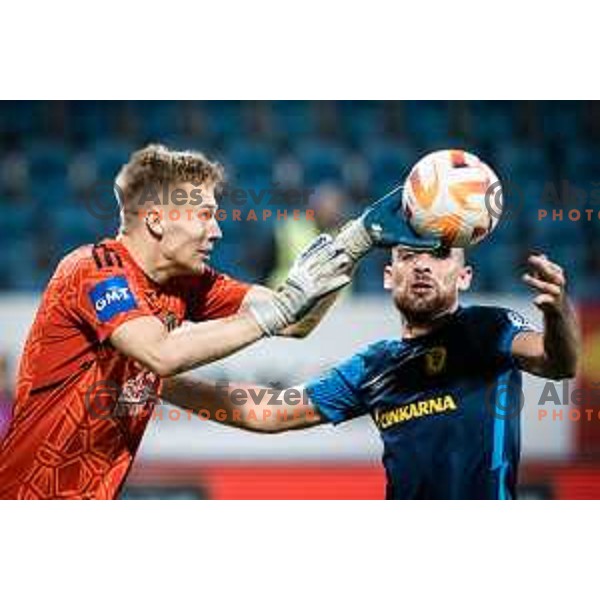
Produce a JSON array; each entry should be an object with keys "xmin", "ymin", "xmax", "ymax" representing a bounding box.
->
[{"xmin": 305, "ymin": 305, "xmax": 535, "ymax": 500}]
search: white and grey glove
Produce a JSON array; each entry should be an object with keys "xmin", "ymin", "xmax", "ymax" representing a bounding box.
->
[{"xmin": 248, "ymin": 234, "xmax": 352, "ymax": 336}]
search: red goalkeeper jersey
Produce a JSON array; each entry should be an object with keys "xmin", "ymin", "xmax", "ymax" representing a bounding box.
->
[{"xmin": 0, "ymin": 239, "xmax": 250, "ymax": 499}]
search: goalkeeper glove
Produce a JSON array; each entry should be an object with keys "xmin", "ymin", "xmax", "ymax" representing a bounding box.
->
[
  {"xmin": 335, "ymin": 190, "xmax": 440, "ymax": 261},
  {"xmin": 248, "ymin": 234, "xmax": 352, "ymax": 336}
]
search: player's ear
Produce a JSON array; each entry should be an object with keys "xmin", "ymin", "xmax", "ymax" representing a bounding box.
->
[
  {"xmin": 457, "ymin": 265, "xmax": 473, "ymax": 292},
  {"xmin": 144, "ymin": 208, "xmax": 165, "ymax": 239},
  {"xmin": 384, "ymin": 264, "xmax": 393, "ymax": 290}
]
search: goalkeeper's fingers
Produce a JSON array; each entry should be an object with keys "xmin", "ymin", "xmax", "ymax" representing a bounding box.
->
[
  {"xmin": 363, "ymin": 190, "xmax": 441, "ymax": 250},
  {"xmin": 297, "ymin": 233, "xmax": 334, "ymax": 261},
  {"xmin": 311, "ymin": 251, "xmax": 353, "ymax": 295}
]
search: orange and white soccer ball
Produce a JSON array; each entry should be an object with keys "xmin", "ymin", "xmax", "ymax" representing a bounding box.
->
[{"xmin": 401, "ymin": 149, "xmax": 503, "ymax": 247}]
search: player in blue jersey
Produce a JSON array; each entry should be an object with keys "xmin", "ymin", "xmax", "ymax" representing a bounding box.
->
[{"xmin": 164, "ymin": 245, "xmax": 579, "ymax": 499}]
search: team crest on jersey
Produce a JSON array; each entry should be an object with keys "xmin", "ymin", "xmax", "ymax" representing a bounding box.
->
[
  {"xmin": 115, "ymin": 371, "xmax": 160, "ymax": 417},
  {"xmin": 424, "ymin": 346, "xmax": 447, "ymax": 375},
  {"xmin": 89, "ymin": 276, "xmax": 137, "ymax": 322}
]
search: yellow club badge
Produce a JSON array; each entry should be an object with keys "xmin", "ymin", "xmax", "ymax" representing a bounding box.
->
[{"xmin": 425, "ymin": 346, "xmax": 447, "ymax": 375}]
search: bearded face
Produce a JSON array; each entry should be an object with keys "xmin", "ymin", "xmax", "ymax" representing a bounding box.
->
[{"xmin": 384, "ymin": 246, "xmax": 473, "ymax": 323}]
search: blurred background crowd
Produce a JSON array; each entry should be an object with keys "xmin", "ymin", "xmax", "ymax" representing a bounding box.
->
[{"xmin": 1, "ymin": 100, "xmax": 600, "ymax": 296}]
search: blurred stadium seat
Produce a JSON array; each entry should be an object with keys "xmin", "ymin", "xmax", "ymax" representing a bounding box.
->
[
  {"xmin": 295, "ymin": 139, "xmax": 346, "ymax": 186},
  {"xmin": 0, "ymin": 100, "xmax": 598, "ymax": 298},
  {"xmin": 469, "ymin": 100, "xmax": 517, "ymax": 144},
  {"xmin": 361, "ymin": 139, "xmax": 414, "ymax": 196},
  {"xmin": 405, "ymin": 100, "xmax": 452, "ymax": 145}
]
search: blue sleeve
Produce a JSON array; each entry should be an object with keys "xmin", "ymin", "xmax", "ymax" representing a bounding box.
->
[
  {"xmin": 304, "ymin": 352, "xmax": 370, "ymax": 424},
  {"xmin": 496, "ymin": 308, "xmax": 537, "ymax": 361}
]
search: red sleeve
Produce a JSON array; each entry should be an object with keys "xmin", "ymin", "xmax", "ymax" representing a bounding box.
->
[
  {"xmin": 67, "ymin": 256, "xmax": 155, "ymax": 343},
  {"xmin": 183, "ymin": 267, "xmax": 251, "ymax": 322}
]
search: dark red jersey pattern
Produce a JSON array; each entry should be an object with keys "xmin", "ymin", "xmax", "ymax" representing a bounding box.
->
[{"xmin": 0, "ymin": 239, "xmax": 250, "ymax": 499}]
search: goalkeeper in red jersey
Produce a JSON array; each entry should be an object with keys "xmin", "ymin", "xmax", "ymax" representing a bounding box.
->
[{"xmin": 0, "ymin": 144, "xmax": 436, "ymax": 499}]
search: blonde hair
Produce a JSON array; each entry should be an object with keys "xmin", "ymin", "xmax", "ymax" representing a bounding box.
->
[{"xmin": 115, "ymin": 144, "xmax": 224, "ymax": 232}]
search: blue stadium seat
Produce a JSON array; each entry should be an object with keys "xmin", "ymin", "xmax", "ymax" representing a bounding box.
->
[
  {"xmin": 49, "ymin": 205, "xmax": 110, "ymax": 254},
  {"xmin": 18, "ymin": 142, "xmax": 71, "ymax": 211},
  {"xmin": 211, "ymin": 240, "xmax": 261, "ymax": 282},
  {"xmin": 210, "ymin": 240, "xmax": 240, "ymax": 271},
  {"xmin": 227, "ymin": 141, "xmax": 275, "ymax": 182},
  {"xmin": 133, "ymin": 101, "xmax": 182, "ymax": 140},
  {"xmin": 405, "ymin": 101, "xmax": 452, "ymax": 145},
  {"xmin": 222, "ymin": 174, "xmax": 274, "ymax": 217},
  {"xmin": 467, "ymin": 242, "xmax": 522, "ymax": 292},
  {"xmin": 412, "ymin": 137, "xmax": 474, "ymax": 156},
  {"xmin": 559, "ymin": 145, "xmax": 600, "ymax": 222},
  {"xmin": 271, "ymin": 101, "xmax": 315, "ymax": 139},
  {"xmin": 361, "ymin": 140, "xmax": 414, "ymax": 194},
  {"xmin": 295, "ymin": 140, "xmax": 346, "ymax": 186},
  {"xmin": 563, "ymin": 143, "xmax": 600, "ymax": 180},
  {"xmin": 91, "ymin": 140, "xmax": 135, "ymax": 181},
  {"xmin": 1, "ymin": 203, "xmax": 39, "ymax": 241},
  {"xmin": 492, "ymin": 142, "xmax": 551, "ymax": 181},
  {"xmin": 1, "ymin": 100, "xmax": 598, "ymax": 295},
  {"xmin": 24, "ymin": 140, "xmax": 69, "ymax": 181},
  {"xmin": 488, "ymin": 207, "xmax": 523, "ymax": 246},
  {"xmin": 67, "ymin": 101, "xmax": 115, "ymax": 140},
  {"xmin": 525, "ymin": 204, "xmax": 584, "ymax": 246},
  {"xmin": 539, "ymin": 102, "xmax": 582, "ymax": 142},
  {"xmin": 495, "ymin": 179, "xmax": 550, "ymax": 239},
  {"xmin": 337, "ymin": 101, "xmax": 383, "ymax": 144},
  {"xmin": 469, "ymin": 101, "xmax": 517, "ymax": 143},
  {"xmin": 581, "ymin": 208, "xmax": 600, "ymax": 241},
  {"xmin": 0, "ymin": 101, "xmax": 46, "ymax": 137},
  {"xmin": 1, "ymin": 238, "xmax": 48, "ymax": 291},
  {"xmin": 203, "ymin": 101, "xmax": 244, "ymax": 140},
  {"xmin": 547, "ymin": 243, "xmax": 585, "ymax": 293}
]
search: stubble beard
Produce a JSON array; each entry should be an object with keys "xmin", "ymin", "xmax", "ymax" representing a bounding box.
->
[{"xmin": 393, "ymin": 285, "xmax": 453, "ymax": 325}]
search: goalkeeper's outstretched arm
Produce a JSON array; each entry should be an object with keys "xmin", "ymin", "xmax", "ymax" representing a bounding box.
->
[
  {"xmin": 111, "ymin": 314, "xmax": 265, "ymax": 378},
  {"xmin": 110, "ymin": 235, "xmax": 351, "ymax": 377},
  {"xmin": 162, "ymin": 376, "xmax": 324, "ymax": 432}
]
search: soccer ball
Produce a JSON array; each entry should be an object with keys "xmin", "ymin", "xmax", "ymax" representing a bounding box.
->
[{"xmin": 401, "ymin": 149, "xmax": 503, "ymax": 247}]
